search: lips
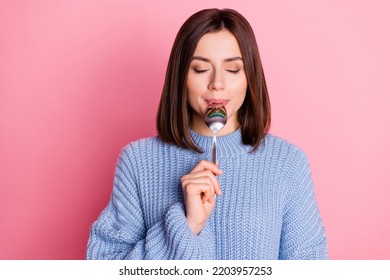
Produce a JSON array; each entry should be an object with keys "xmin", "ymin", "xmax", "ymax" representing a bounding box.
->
[{"xmin": 205, "ymin": 99, "xmax": 229, "ymax": 107}]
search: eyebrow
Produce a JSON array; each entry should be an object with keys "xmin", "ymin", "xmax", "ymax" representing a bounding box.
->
[{"xmin": 192, "ymin": 56, "xmax": 243, "ymax": 62}]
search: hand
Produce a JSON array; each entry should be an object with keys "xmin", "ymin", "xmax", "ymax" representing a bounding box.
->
[{"xmin": 181, "ymin": 160, "xmax": 223, "ymax": 235}]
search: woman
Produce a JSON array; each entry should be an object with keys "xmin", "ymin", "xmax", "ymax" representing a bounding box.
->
[{"xmin": 86, "ymin": 8, "xmax": 328, "ymax": 260}]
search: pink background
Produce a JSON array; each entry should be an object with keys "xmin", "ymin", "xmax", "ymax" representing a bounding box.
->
[{"xmin": 1, "ymin": 0, "xmax": 389, "ymax": 259}]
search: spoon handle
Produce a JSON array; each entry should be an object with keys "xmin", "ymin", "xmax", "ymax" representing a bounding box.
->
[{"xmin": 211, "ymin": 134, "xmax": 217, "ymax": 164}]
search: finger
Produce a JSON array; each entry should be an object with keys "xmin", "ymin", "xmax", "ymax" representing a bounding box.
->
[
  {"xmin": 191, "ymin": 160, "xmax": 223, "ymax": 175},
  {"xmin": 184, "ymin": 182, "xmax": 213, "ymax": 203},
  {"xmin": 183, "ymin": 170, "xmax": 218, "ymax": 184},
  {"xmin": 201, "ymin": 193, "xmax": 208, "ymax": 204},
  {"xmin": 182, "ymin": 179, "xmax": 213, "ymax": 195},
  {"xmin": 182, "ymin": 171, "xmax": 221, "ymax": 196},
  {"xmin": 182, "ymin": 177, "xmax": 215, "ymax": 195}
]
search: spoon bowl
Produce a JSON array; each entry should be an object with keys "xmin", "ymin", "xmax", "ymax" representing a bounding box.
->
[
  {"xmin": 204, "ymin": 104, "xmax": 227, "ymax": 134},
  {"xmin": 204, "ymin": 104, "xmax": 227, "ymax": 164}
]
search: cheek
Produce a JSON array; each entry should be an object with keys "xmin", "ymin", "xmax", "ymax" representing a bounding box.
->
[
  {"xmin": 239, "ymin": 76, "xmax": 248, "ymax": 97},
  {"xmin": 187, "ymin": 76, "xmax": 205, "ymax": 98},
  {"xmin": 230, "ymin": 76, "xmax": 247, "ymax": 95},
  {"xmin": 230, "ymin": 77, "xmax": 247, "ymax": 109}
]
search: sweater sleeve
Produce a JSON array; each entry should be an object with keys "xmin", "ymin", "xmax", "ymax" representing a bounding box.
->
[
  {"xmin": 86, "ymin": 147, "xmax": 215, "ymax": 260},
  {"xmin": 278, "ymin": 148, "xmax": 329, "ymax": 260}
]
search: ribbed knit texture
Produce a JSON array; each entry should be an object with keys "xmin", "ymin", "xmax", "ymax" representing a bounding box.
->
[{"xmin": 86, "ymin": 129, "xmax": 328, "ymax": 259}]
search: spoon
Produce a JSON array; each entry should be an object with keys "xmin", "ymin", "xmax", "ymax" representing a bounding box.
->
[{"xmin": 204, "ymin": 104, "xmax": 227, "ymax": 164}]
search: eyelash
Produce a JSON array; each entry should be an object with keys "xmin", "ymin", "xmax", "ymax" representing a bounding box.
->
[
  {"xmin": 193, "ymin": 69, "xmax": 208, "ymax": 73},
  {"xmin": 227, "ymin": 69, "xmax": 241, "ymax": 74},
  {"xmin": 192, "ymin": 69, "xmax": 241, "ymax": 74}
]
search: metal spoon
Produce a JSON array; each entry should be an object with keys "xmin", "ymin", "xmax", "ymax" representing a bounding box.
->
[{"xmin": 204, "ymin": 104, "xmax": 227, "ymax": 164}]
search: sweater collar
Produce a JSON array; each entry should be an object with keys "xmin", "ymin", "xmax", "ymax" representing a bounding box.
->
[{"xmin": 190, "ymin": 128, "xmax": 252, "ymax": 158}]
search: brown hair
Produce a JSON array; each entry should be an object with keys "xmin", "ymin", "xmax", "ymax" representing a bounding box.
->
[{"xmin": 157, "ymin": 8, "xmax": 271, "ymax": 152}]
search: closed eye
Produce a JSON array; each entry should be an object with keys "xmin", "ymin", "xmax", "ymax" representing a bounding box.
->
[
  {"xmin": 227, "ymin": 69, "xmax": 241, "ymax": 74},
  {"xmin": 193, "ymin": 68, "xmax": 209, "ymax": 73}
]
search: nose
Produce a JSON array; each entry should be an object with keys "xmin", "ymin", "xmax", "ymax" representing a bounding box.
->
[{"xmin": 208, "ymin": 69, "xmax": 225, "ymax": 91}]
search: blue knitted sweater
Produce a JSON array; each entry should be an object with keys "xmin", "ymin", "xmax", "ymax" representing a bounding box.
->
[{"xmin": 87, "ymin": 129, "xmax": 328, "ymax": 259}]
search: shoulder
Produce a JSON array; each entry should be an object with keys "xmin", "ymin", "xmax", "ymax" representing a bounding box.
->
[
  {"xmin": 261, "ymin": 134, "xmax": 312, "ymax": 177},
  {"xmin": 112, "ymin": 136, "xmax": 170, "ymax": 178},
  {"xmin": 123, "ymin": 135, "xmax": 163, "ymax": 151},
  {"xmin": 262, "ymin": 134, "xmax": 308, "ymax": 160},
  {"xmin": 261, "ymin": 135, "xmax": 316, "ymax": 205},
  {"xmin": 119, "ymin": 135, "xmax": 167, "ymax": 158},
  {"xmin": 119, "ymin": 135, "xmax": 185, "ymax": 163}
]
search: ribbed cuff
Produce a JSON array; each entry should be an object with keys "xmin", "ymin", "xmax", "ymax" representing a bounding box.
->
[{"xmin": 144, "ymin": 202, "xmax": 215, "ymax": 259}]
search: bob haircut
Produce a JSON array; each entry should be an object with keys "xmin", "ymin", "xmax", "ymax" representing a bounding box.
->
[{"xmin": 157, "ymin": 8, "xmax": 271, "ymax": 152}]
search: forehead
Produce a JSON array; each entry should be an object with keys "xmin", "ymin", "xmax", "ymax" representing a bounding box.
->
[{"xmin": 193, "ymin": 29, "xmax": 242, "ymax": 59}]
